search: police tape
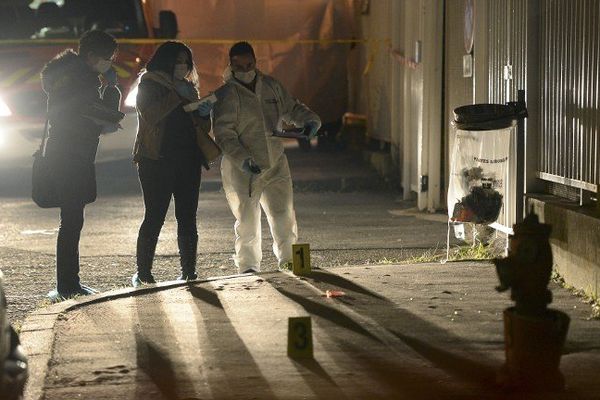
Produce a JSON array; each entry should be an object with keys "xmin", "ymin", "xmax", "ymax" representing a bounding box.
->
[
  {"xmin": 0, "ymin": 38, "xmax": 388, "ymax": 46},
  {"xmin": 0, "ymin": 37, "xmax": 392, "ymax": 84}
]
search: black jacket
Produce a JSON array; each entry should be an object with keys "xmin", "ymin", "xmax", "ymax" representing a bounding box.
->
[{"xmin": 40, "ymin": 49, "xmax": 121, "ymax": 205}]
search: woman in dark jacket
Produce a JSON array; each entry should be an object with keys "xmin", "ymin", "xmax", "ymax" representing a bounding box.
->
[
  {"xmin": 40, "ymin": 30, "xmax": 121, "ymax": 300},
  {"xmin": 132, "ymin": 41, "xmax": 213, "ymax": 286}
]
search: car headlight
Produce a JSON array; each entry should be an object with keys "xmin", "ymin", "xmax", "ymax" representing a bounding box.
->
[
  {"xmin": 124, "ymin": 82, "xmax": 138, "ymax": 108},
  {"xmin": 0, "ymin": 95, "xmax": 11, "ymax": 117}
]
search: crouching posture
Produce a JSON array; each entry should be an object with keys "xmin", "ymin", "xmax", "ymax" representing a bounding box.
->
[
  {"xmin": 132, "ymin": 41, "xmax": 213, "ymax": 286},
  {"xmin": 213, "ymin": 42, "xmax": 321, "ymax": 273}
]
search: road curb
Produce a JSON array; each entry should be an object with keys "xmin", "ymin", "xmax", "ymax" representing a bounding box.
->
[{"xmin": 20, "ymin": 272, "xmax": 255, "ymax": 400}]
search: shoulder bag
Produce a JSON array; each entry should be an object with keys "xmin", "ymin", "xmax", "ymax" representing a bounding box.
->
[{"xmin": 31, "ymin": 119, "xmax": 60, "ymax": 208}]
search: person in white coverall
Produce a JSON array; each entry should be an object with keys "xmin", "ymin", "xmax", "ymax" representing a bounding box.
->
[{"xmin": 213, "ymin": 42, "xmax": 321, "ymax": 273}]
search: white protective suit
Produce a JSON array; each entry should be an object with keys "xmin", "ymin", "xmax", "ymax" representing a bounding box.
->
[{"xmin": 213, "ymin": 70, "xmax": 321, "ymax": 272}]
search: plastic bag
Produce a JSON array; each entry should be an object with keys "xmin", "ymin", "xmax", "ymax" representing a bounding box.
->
[{"xmin": 447, "ymin": 127, "xmax": 512, "ymax": 225}]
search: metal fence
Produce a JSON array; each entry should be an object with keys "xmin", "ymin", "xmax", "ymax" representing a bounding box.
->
[
  {"xmin": 486, "ymin": 0, "xmax": 529, "ymax": 230},
  {"xmin": 539, "ymin": 0, "xmax": 600, "ymax": 193},
  {"xmin": 487, "ymin": 0, "xmax": 528, "ymax": 105}
]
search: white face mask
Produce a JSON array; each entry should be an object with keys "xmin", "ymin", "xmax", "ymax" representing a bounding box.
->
[
  {"xmin": 173, "ymin": 63, "xmax": 189, "ymax": 80},
  {"xmin": 234, "ymin": 69, "xmax": 256, "ymax": 84},
  {"xmin": 94, "ymin": 58, "xmax": 112, "ymax": 74}
]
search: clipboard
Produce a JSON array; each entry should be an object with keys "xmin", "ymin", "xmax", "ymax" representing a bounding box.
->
[
  {"xmin": 272, "ymin": 127, "xmax": 308, "ymax": 139},
  {"xmin": 81, "ymin": 102, "xmax": 125, "ymax": 125}
]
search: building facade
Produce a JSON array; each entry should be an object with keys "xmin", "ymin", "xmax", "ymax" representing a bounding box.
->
[{"xmin": 354, "ymin": 0, "xmax": 600, "ymax": 298}]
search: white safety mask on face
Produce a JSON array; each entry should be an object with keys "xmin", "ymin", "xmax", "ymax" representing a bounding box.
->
[
  {"xmin": 94, "ymin": 58, "xmax": 112, "ymax": 74},
  {"xmin": 234, "ymin": 69, "xmax": 256, "ymax": 84},
  {"xmin": 173, "ymin": 63, "xmax": 189, "ymax": 80}
]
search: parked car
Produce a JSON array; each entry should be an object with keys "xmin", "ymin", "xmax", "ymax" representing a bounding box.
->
[
  {"xmin": 0, "ymin": 270, "xmax": 28, "ymax": 400},
  {"xmin": 0, "ymin": 0, "xmax": 175, "ymax": 169}
]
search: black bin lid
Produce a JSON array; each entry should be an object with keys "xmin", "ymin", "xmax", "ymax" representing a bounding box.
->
[{"xmin": 453, "ymin": 104, "xmax": 518, "ymax": 131}]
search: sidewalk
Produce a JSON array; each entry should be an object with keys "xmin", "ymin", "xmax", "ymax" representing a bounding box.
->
[{"xmin": 21, "ymin": 262, "xmax": 600, "ymax": 400}]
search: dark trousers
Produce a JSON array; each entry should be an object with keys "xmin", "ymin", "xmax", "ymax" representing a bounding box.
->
[
  {"xmin": 137, "ymin": 157, "xmax": 201, "ymax": 242},
  {"xmin": 56, "ymin": 202, "xmax": 85, "ymax": 294}
]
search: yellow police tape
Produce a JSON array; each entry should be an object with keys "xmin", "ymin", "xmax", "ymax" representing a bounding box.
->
[
  {"xmin": 0, "ymin": 38, "xmax": 392, "ymax": 78},
  {"xmin": 0, "ymin": 38, "xmax": 386, "ymax": 45}
]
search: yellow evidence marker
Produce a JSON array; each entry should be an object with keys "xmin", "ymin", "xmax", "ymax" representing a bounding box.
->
[
  {"xmin": 292, "ymin": 243, "xmax": 311, "ymax": 276},
  {"xmin": 288, "ymin": 316, "xmax": 313, "ymax": 358}
]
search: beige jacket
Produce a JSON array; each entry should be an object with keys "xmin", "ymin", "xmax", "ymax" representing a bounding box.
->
[
  {"xmin": 212, "ymin": 71, "xmax": 320, "ymax": 170},
  {"xmin": 133, "ymin": 71, "xmax": 211, "ymax": 162}
]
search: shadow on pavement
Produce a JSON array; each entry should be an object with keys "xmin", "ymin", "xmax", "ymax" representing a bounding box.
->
[
  {"xmin": 310, "ymin": 269, "xmax": 500, "ymax": 385},
  {"xmin": 310, "ymin": 269, "xmax": 386, "ymax": 300},
  {"xmin": 268, "ymin": 276, "xmax": 479, "ymax": 399},
  {"xmin": 274, "ymin": 287, "xmax": 382, "ymax": 344},
  {"xmin": 391, "ymin": 330, "xmax": 497, "ymax": 386},
  {"xmin": 291, "ymin": 358, "xmax": 348, "ymax": 400},
  {"xmin": 187, "ymin": 284, "xmax": 276, "ymax": 399},
  {"xmin": 270, "ymin": 271, "xmax": 507, "ymax": 397},
  {"xmin": 337, "ymin": 338, "xmax": 476, "ymax": 400},
  {"xmin": 135, "ymin": 333, "xmax": 184, "ymax": 400},
  {"xmin": 133, "ymin": 294, "xmax": 196, "ymax": 400},
  {"xmin": 308, "ymin": 271, "xmax": 500, "ymax": 383}
]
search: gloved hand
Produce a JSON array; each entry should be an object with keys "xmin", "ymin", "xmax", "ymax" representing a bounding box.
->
[
  {"xmin": 174, "ymin": 80, "xmax": 195, "ymax": 99},
  {"xmin": 242, "ymin": 158, "xmax": 261, "ymax": 174},
  {"xmin": 102, "ymin": 67, "xmax": 118, "ymax": 87},
  {"xmin": 196, "ymin": 101, "xmax": 214, "ymax": 118},
  {"xmin": 304, "ymin": 120, "xmax": 321, "ymax": 139}
]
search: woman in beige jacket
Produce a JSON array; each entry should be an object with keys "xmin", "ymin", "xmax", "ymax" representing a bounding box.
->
[{"xmin": 132, "ymin": 41, "xmax": 212, "ymax": 286}]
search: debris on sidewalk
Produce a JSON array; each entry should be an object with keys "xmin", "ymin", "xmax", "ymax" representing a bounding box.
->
[{"xmin": 324, "ymin": 289, "xmax": 345, "ymax": 298}]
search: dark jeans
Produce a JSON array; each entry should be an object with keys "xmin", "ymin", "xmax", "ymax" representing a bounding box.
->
[
  {"xmin": 137, "ymin": 157, "xmax": 201, "ymax": 242},
  {"xmin": 56, "ymin": 202, "xmax": 85, "ymax": 294}
]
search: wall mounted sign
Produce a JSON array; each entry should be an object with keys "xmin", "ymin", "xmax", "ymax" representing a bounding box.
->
[
  {"xmin": 464, "ymin": 0, "xmax": 475, "ymax": 54},
  {"xmin": 463, "ymin": 54, "xmax": 473, "ymax": 78}
]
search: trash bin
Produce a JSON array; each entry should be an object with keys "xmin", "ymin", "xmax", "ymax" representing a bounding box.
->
[{"xmin": 448, "ymin": 104, "xmax": 519, "ymax": 227}]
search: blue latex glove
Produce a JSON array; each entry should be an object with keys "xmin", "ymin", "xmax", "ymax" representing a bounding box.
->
[
  {"xmin": 242, "ymin": 158, "xmax": 261, "ymax": 174},
  {"xmin": 102, "ymin": 67, "xmax": 118, "ymax": 87},
  {"xmin": 304, "ymin": 120, "xmax": 321, "ymax": 139},
  {"xmin": 174, "ymin": 80, "xmax": 195, "ymax": 99},
  {"xmin": 197, "ymin": 101, "xmax": 214, "ymax": 118}
]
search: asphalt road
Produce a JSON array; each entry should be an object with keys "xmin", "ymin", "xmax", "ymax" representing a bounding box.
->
[{"xmin": 0, "ymin": 189, "xmax": 452, "ymax": 326}]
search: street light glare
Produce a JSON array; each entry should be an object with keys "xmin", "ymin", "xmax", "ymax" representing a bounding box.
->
[
  {"xmin": 0, "ymin": 96, "xmax": 12, "ymax": 117},
  {"xmin": 124, "ymin": 85, "xmax": 138, "ymax": 108}
]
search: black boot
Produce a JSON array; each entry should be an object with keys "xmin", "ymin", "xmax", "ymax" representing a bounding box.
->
[
  {"xmin": 177, "ymin": 235, "xmax": 198, "ymax": 281},
  {"xmin": 132, "ymin": 235, "xmax": 158, "ymax": 287}
]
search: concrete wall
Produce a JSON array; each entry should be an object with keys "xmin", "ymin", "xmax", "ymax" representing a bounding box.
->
[
  {"xmin": 353, "ymin": 0, "xmax": 393, "ymax": 143},
  {"xmin": 529, "ymin": 196, "xmax": 600, "ymax": 299},
  {"xmin": 354, "ymin": 0, "xmax": 600, "ymax": 298},
  {"xmin": 443, "ymin": 0, "xmax": 476, "ymax": 201},
  {"xmin": 355, "ymin": 0, "xmax": 443, "ymax": 210}
]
